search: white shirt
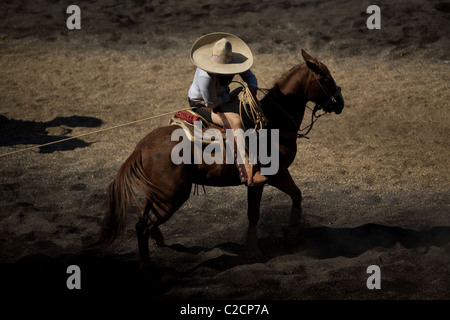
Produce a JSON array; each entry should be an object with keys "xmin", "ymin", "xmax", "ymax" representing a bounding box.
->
[{"xmin": 188, "ymin": 68, "xmax": 258, "ymax": 108}]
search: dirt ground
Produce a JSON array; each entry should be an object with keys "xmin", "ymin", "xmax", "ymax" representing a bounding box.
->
[{"xmin": 0, "ymin": 0, "xmax": 449, "ymax": 309}]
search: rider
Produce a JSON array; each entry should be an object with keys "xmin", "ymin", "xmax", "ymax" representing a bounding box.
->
[{"xmin": 188, "ymin": 32, "xmax": 267, "ymax": 187}]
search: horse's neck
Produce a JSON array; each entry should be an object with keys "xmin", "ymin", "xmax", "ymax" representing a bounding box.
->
[{"xmin": 260, "ymin": 86, "xmax": 306, "ymax": 133}]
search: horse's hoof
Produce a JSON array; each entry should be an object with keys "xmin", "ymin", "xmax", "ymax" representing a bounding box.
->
[
  {"xmin": 151, "ymin": 236, "xmax": 165, "ymax": 247},
  {"xmin": 139, "ymin": 258, "xmax": 151, "ymax": 273},
  {"xmin": 150, "ymin": 227, "xmax": 165, "ymax": 247}
]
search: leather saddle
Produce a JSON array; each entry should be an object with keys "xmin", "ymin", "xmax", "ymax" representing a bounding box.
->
[
  {"xmin": 170, "ymin": 108, "xmax": 227, "ymax": 145},
  {"xmin": 170, "ymin": 107, "xmax": 268, "ymax": 186}
]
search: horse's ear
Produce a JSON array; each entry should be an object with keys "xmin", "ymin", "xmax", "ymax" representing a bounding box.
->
[
  {"xmin": 305, "ymin": 59, "xmax": 327, "ymax": 77},
  {"xmin": 305, "ymin": 60, "xmax": 322, "ymax": 75},
  {"xmin": 301, "ymin": 49, "xmax": 313, "ymax": 62},
  {"xmin": 302, "ymin": 49, "xmax": 326, "ymax": 77}
]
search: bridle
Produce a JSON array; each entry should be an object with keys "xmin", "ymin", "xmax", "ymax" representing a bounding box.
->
[
  {"xmin": 238, "ymin": 66, "xmax": 342, "ymax": 139},
  {"xmin": 296, "ymin": 72, "xmax": 342, "ymax": 139},
  {"xmin": 313, "ymin": 73, "xmax": 342, "ymax": 113}
]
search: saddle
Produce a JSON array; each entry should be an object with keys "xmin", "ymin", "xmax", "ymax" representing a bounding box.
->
[
  {"xmin": 170, "ymin": 108, "xmax": 227, "ymax": 145},
  {"xmin": 170, "ymin": 105, "xmax": 269, "ymax": 186}
]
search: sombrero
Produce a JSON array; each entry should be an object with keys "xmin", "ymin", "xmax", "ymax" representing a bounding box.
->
[{"xmin": 190, "ymin": 32, "xmax": 253, "ymax": 75}]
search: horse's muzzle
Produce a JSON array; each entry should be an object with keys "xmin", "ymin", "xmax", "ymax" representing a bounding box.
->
[{"xmin": 331, "ymin": 88, "xmax": 344, "ymax": 114}]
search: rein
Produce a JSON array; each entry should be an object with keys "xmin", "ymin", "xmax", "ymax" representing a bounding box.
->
[
  {"xmin": 297, "ymin": 105, "xmax": 326, "ymax": 139},
  {"xmin": 257, "ymin": 71, "xmax": 341, "ymax": 139},
  {"xmin": 257, "ymin": 87, "xmax": 325, "ymax": 140},
  {"xmin": 297, "ymin": 75, "xmax": 341, "ymax": 138}
]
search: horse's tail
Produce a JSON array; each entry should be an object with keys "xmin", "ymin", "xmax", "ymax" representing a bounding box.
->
[{"xmin": 98, "ymin": 149, "xmax": 154, "ymax": 245}]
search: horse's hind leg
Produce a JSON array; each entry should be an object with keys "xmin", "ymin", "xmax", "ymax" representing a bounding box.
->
[
  {"xmin": 136, "ymin": 199, "xmax": 166, "ymax": 271},
  {"xmin": 150, "ymin": 226, "xmax": 164, "ymax": 247}
]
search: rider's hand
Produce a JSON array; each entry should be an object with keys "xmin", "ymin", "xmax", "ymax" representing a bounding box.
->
[
  {"xmin": 230, "ymin": 91, "xmax": 239, "ymax": 101},
  {"xmin": 229, "ymin": 87, "xmax": 243, "ymax": 101}
]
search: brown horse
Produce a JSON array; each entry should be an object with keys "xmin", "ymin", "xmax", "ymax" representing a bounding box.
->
[{"xmin": 99, "ymin": 49, "xmax": 344, "ymax": 270}]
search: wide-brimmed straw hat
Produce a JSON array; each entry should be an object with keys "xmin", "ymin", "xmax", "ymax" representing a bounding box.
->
[{"xmin": 190, "ymin": 32, "xmax": 253, "ymax": 75}]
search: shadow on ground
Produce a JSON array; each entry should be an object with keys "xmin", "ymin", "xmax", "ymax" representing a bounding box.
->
[
  {"xmin": 1, "ymin": 223, "xmax": 448, "ymax": 302},
  {"xmin": 0, "ymin": 115, "xmax": 103, "ymax": 153}
]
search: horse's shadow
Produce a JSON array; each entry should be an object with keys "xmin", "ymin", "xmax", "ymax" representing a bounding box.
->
[
  {"xmin": 169, "ymin": 223, "xmax": 450, "ymax": 273},
  {"xmin": 0, "ymin": 115, "xmax": 103, "ymax": 153}
]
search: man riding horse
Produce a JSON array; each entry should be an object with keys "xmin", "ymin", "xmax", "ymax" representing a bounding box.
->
[
  {"xmin": 98, "ymin": 31, "xmax": 344, "ymax": 271},
  {"xmin": 187, "ymin": 32, "xmax": 268, "ymax": 187}
]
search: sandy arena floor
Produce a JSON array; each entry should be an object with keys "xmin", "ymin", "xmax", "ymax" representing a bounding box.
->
[{"xmin": 0, "ymin": 0, "xmax": 449, "ymax": 310}]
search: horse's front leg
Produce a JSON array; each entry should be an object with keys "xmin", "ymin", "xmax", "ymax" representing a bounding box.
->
[
  {"xmin": 269, "ymin": 168, "xmax": 303, "ymax": 244},
  {"xmin": 247, "ymin": 185, "xmax": 264, "ymax": 252}
]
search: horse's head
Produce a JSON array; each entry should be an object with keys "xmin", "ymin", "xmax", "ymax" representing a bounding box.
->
[{"xmin": 301, "ymin": 49, "xmax": 344, "ymax": 115}]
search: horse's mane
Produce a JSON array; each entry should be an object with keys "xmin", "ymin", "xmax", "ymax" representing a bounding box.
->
[{"xmin": 274, "ymin": 63, "xmax": 304, "ymax": 89}]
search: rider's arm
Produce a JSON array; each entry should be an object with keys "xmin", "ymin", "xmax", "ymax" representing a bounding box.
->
[
  {"xmin": 239, "ymin": 69, "xmax": 258, "ymax": 88},
  {"xmin": 197, "ymin": 72, "xmax": 230, "ymax": 108}
]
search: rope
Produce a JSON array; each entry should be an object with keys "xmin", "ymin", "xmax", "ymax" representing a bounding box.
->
[
  {"xmin": 0, "ymin": 107, "xmax": 190, "ymax": 158},
  {"xmin": 231, "ymin": 82, "xmax": 266, "ymax": 132}
]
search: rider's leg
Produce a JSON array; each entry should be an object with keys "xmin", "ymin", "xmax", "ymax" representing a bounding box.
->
[{"xmin": 211, "ymin": 102, "xmax": 267, "ymax": 186}]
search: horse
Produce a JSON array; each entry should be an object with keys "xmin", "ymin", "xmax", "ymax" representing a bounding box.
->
[{"xmin": 98, "ymin": 49, "xmax": 344, "ymax": 270}]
